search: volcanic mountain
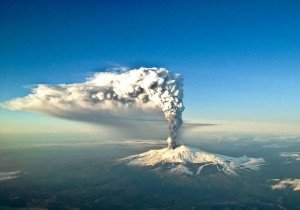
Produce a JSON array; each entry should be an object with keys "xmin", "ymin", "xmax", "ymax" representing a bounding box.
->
[{"xmin": 121, "ymin": 145, "xmax": 265, "ymax": 176}]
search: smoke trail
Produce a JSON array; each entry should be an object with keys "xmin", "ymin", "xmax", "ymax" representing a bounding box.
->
[{"xmin": 2, "ymin": 67, "xmax": 184, "ymax": 148}]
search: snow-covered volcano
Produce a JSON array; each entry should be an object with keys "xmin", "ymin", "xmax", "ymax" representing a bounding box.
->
[{"xmin": 121, "ymin": 145, "xmax": 265, "ymax": 176}]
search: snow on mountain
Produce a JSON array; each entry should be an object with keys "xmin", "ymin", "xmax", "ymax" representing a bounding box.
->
[{"xmin": 121, "ymin": 145, "xmax": 265, "ymax": 175}]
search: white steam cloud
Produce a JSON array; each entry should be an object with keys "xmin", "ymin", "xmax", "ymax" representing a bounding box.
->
[{"xmin": 2, "ymin": 67, "xmax": 184, "ymax": 148}]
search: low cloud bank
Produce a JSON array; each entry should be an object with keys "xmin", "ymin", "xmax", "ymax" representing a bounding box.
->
[
  {"xmin": 280, "ymin": 152, "xmax": 300, "ymax": 161},
  {"xmin": 0, "ymin": 171, "xmax": 21, "ymax": 182},
  {"xmin": 271, "ymin": 178, "xmax": 300, "ymax": 191}
]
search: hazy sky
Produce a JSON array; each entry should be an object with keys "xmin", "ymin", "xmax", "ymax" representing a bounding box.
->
[{"xmin": 1, "ymin": 0, "xmax": 300, "ymax": 135}]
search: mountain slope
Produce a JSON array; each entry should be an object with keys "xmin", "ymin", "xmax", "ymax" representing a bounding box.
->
[{"xmin": 121, "ymin": 145, "xmax": 265, "ymax": 175}]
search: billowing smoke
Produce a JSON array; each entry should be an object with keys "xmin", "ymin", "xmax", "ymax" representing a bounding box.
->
[{"xmin": 2, "ymin": 67, "xmax": 184, "ymax": 149}]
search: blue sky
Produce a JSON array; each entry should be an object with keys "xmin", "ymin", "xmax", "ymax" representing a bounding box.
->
[{"xmin": 1, "ymin": 0, "xmax": 300, "ymax": 134}]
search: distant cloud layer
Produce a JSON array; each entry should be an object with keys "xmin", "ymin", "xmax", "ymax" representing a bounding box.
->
[{"xmin": 271, "ymin": 179, "xmax": 300, "ymax": 191}]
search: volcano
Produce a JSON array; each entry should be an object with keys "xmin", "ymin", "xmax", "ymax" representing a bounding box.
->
[{"xmin": 121, "ymin": 145, "xmax": 265, "ymax": 176}]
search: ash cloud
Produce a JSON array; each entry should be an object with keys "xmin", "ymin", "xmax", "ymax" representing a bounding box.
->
[{"xmin": 2, "ymin": 67, "xmax": 184, "ymax": 148}]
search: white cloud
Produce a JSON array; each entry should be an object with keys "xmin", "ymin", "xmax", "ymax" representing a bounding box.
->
[
  {"xmin": 280, "ymin": 152, "xmax": 300, "ymax": 161},
  {"xmin": 271, "ymin": 178, "xmax": 300, "ymax": 191},
  {"xmin": 0, "ymin": 171, "xmax": 21, "ymax": 182}
]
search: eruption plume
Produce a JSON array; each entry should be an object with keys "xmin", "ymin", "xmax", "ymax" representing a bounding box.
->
[{"xmin": 2, "ymin": 67, "xmax": 184, "ymax": 148}]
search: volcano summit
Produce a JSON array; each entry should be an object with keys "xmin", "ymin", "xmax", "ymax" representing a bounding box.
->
[{"xmin": 121, "ymin": 145, "xmax": 266, "ymax": 176}]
